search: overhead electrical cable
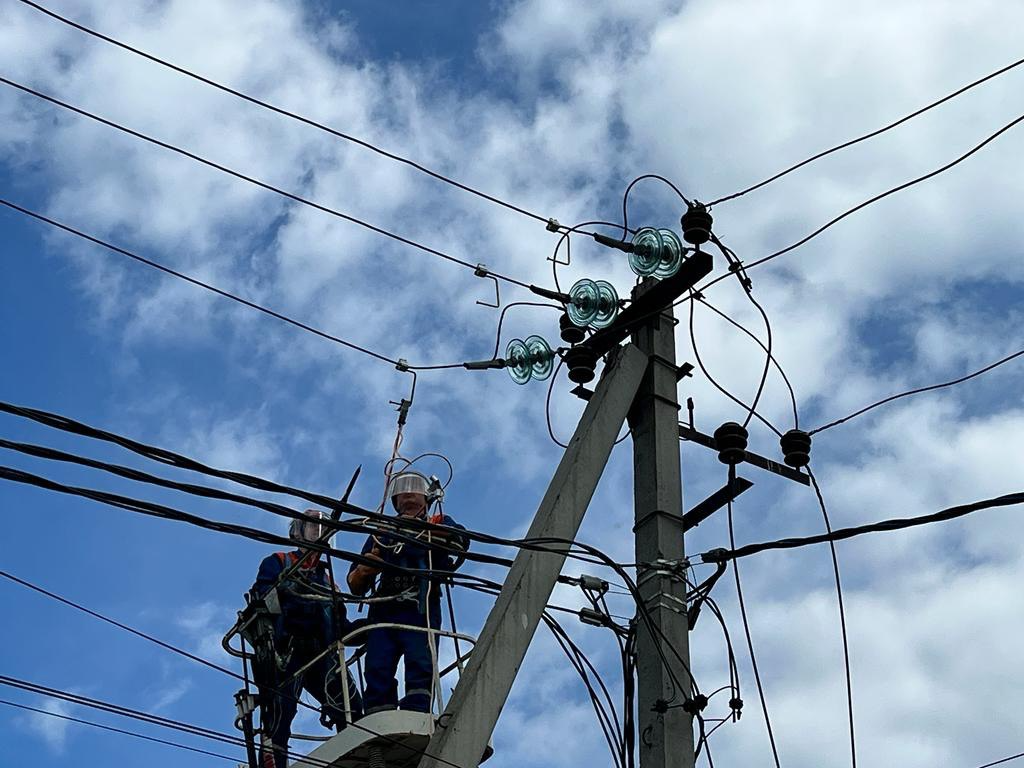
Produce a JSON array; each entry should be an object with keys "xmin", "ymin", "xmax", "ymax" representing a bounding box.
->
[
  {"xmin": 709, "ymin": 53, "xmax": 1024, "ymax": 205},
  {"xmin": 0, "ymin": 436, "xmax": 517, "ymax": 575},
  {"xmin": 809, "ymin": 347, "xmax": 1024, "ymax": 435},
  {"xmin": 725, "ymin": 474, "xmax": 782, "ymax": 768},
  {"xmin": 703, "ymin": 491, "xmax": 1024, "ymax": 562},
  {"xmin": 709, "ymin": 235, "xmax": 779, "ymax": 433},
  {"xmin": 0, "ymin": 675, "xmax": 344, "ymax": 768},
  {"xmin": 15, "ymin": 0, "xmax": 559, "ymax": 229},
  {"xmin": 0, "ymin": 698, "xmax": 245, "ymax": 763},
  {"xmin": 807, "ymin": 469, "xmax": 857, "ymax": 768},
  {"xmin": 971, "ymin": 751, "xmax": 1024, "ymax": 768},
  {"xmin": 693, "ymin": 293, "xmax": 800, "ymax": 429},
  {"xmin": 0, "ymin": 76, "xmax": 534, "ymax": 292},
  {"xmin": 0, "ymin": 401, "xmax": 635, "ymax": 573},
  {"xmin": 687, "ymin": 290, "xmax": 782, "ymax": 438},
  {"xmin": 0, "ymin": 199, "xmax": 463, "ymax": 372},
  {"xmin": 698, "ymin": 110, "xmax": 1024, "ymax": 293},
  {"xmin": 0, "ymin": 569, "xmax": 238, "ymax": 680}
]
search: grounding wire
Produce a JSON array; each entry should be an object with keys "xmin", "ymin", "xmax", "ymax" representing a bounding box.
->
[
  {"xmin": 809, "ymin": 347, "xmax": 1024, "ymax": 435},
  {"xmin": 0, "ymin": 199, "xmax": 461, "ymax": 372},
  {"xmin": 698, "ymin": 109, "xmax": 1024, "ymax": 293},
  {"xmin": 808, "ymin": 468, "xmax": 857, "ymax": 768},
  {"xmin": 16, "ymin": 0, "xmax": 558, "ymax": 230},
  {"xmin": 0, "ymin": 76, "xmax": 534, "ymax": 293},
  {"xmin": 709, "ymin": 54, "xmax": 1024, "ymax": 206},
  {"xmin": 726, "ymin": 465, "xmax": 782, "ymax": 768},
  {"xmin": 0, "ymin": 698, "xmax": 244, "ymax": 763}
]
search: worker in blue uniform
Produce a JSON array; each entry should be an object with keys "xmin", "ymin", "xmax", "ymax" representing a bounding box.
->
[
  {"xmin": 347, "ymin": 472, "xmax": 468, "ymax": 715},
  {"xmin": 251, "ymin": 508, "xmax": 363, "ymax": 768}
]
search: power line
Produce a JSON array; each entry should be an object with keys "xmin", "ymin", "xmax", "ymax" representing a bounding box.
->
[
  {"xmin": 0, "ymin": 675, "xmax": 343, "ymax": 768},
  {"xmin": 703, "ymin": 490, "xmax": 1024, "ymax": 562},
  {"xmin": 807, "ymin": 470, "xmax": 856, "ymax": 768},
  {"xmin": 15, "ymin": 0, "xmax": 556, "ymax": 229},
  {"xmin": 0, "ymin": 569, "xmax": 238, "ymax": 680},
  {"xmin": 809, "ymin": 347, "xmax": 1024, "ymax": 435},
  {"xmin": 698, "ymin": 109, "xmax": 1024, "ymax": 293},
  {"xmin": 725, "ymin": 470, "xmax": 782, "ymax": 768},
  {"xmin": 709, "ymin": 54, "xmax": 1024, "ymax": 205},
  {"xmin": 0, "ymin": 198, "xmax": 464, "ymax": 372},
  {"xmin": 0, "ymin": 76, "xmax": 533, "ymax": 293},
  {"xmin": 692, "ymin": 293, "xmax": 800, "ymax": 429},
  {"xmin": 0, "ymin": 698, "xmax": 244, "ymax": 763},
  {"xmin": 973, "ymin": 751, "xmax": 1024, "ymax": 768},
  {"xmin": 0, "ymin": 401, "xmax": 634, "ymax": 574}
]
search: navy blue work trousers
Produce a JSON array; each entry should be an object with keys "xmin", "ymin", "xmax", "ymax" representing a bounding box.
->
[
  {"xmin": 256, "ymin": 640, "xmax": 362, "ymax": 768},
  {"xmin": 363, "ymin": 601, "xmax": 442, "ymax": 714}
]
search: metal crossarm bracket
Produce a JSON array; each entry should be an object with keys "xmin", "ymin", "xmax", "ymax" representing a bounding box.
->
[{"xmin": 678, "ymin": 423, "xmax": 810, "ymax": 485}]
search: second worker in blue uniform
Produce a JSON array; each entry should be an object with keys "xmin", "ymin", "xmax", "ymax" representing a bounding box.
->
[{"xmin": 347, "ymin": 471, "xmax": 468, "ymax": 714}]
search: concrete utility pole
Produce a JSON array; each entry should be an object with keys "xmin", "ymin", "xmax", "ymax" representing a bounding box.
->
[
  {"xmin": 416, "ymin": 252, "xmax": 712, "ymax": 768},
  {"xmin": 628, "ymin": 278, "xmax": 694, "ymax": 768}
]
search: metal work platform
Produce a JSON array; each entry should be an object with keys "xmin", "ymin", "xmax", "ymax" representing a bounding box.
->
[{"xmin": 290, "ymin": 710, "xmax": 493, "ymax": 768}]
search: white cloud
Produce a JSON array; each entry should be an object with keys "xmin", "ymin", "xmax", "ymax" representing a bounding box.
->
[{"xmin": 20, "ymin": 697, "xmax": 74, "ymax": 754}]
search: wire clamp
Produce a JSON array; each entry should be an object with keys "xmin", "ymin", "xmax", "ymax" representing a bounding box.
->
[
  {"xmin": 395, "ymin": 358, "xmax": 410, "ymax": 372},
  {"xmin": 682, "ymin": 694, "xmax": 708, "ymax": 714},
  {"xmin": 546, "ymin": 217, "xmax": 562, "ymax": 232}
]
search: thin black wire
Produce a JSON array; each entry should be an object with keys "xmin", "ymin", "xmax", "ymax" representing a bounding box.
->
[
  {"xmin": 0, "ymin": 76, "xmax": 533, "ymax": 292},
  {"xmin": 545, "ymin": 356, "xmax": 570, "ymax": 448},
  {"xmin": 16, "ymin": 0, "xmax": 558, "ymax": 229},
  {"xmin": 810, "ymin": 347, "xmax": 1024, "ymax": 435},
  {"xmin": 620, "ymin": 174, "xmax": 692, "ymax": 238},
  {"xmin": 542, "ymin": 614, "xmax": 624, "ymax": 768},
  {"xmin": 709, "ymin": 53, "xmax": 1024, "ymax": 205},
  {"xmin": 706, "ymin": 490, "xmax": 1024, "ymax": 562},
  {"xmin": 710, "ymin": 235, "xmax": 778, "ymax": 433},
  {"xmin": 807, "ymin": 469, "xmax": 856, "ymax": 768},
  {"xmin": 699, "ymin": 109, "xmax": 1024, "ymax": 294},
  {"xmin": 549, "ymin": 219, "xmax": 628, "ymax": 295},
  {"xmin": 973, "ymin": 751, "xmax": 1024, "ymax": 768},
  {"xmin": 0, "ymin": 698, "xmax": 244, "ymax": 763},
  {"xmin": 0, "ymin": 198, "xmax": 461, "ymax": 373},
  {"xmin": 490, "ymin": 301, "xmax": 564, "ymax": 360},
  {"xmin": 0, "ymin": 675, "xmax": 341, "ymax": 768},
  {"xmin": 687, "ymin": 288, "xmax": 783, "ymax": 437},
  {"xmin": 694, "ymin": 293, "xmax": 799, "ymax": 429},
  {"xmin": 0, "ymin": 569, "xmax": 238, "ymax": 680},
  {"xmin": 726, "ymin": 465, "xmax": 782, "ymax": 768}
]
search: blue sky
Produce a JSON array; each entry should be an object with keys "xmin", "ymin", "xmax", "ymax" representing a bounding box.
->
[{"xmin": 3, "ymin": 1, "xmax": 1024, "ymax": 767}]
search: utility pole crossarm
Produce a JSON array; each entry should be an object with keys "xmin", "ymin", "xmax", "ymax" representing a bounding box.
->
[{"xmin": 417, "ymin": 343, "xmax": 648, "ymax": 768}]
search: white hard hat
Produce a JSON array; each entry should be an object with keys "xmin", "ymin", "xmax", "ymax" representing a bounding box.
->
[{"xmin": 289, "ymin": 508, "xmax": 327, "ymax": 544}]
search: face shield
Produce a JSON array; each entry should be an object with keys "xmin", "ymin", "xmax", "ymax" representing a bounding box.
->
[
  {"xmin": 388, "ymin": 472, "xmax": 430, "ymax": 514},
  {"xmin": 289, "ymin": 509, "xmax": 329, "ymax": 544}
]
